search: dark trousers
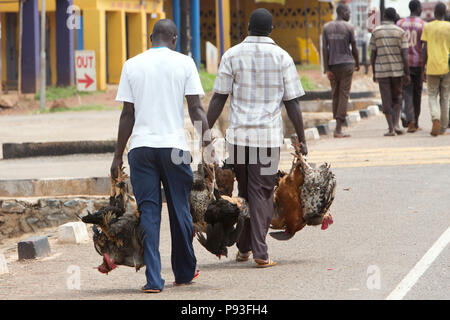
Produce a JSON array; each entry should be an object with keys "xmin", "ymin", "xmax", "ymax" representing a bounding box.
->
[
  {"xmin": 378, "ymin": 76, "xmax": 403, "ymax": 116},
  {"xmin": 228, "ymin": 144, "xmax": 280, "ymax": 261},
  {"xmin": 330, "ymin": 64, "xmax": 354, "ymax": 121},
  {"xmin": 403, "ymin": 67, "xmax": 423, "ymax": 127},
  {"xmin": 128, "ymin": 147, "xmax": 196, "ymax": 291}
]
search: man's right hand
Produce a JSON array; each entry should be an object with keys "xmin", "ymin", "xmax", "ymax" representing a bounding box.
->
[
  {"xmin": 326, "ymin": 71, "xmax": 335, "ymax": 81},
  {"xmin": 110, "ymin": 156, "xmax": 123, "ymax": 180},
  {"xmin": 300, "ymin": 141, "xmax": 308, "ymax": 157}
]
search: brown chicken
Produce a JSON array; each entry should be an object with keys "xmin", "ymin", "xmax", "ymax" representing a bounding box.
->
[
  {"xmin": 81, "ymin": 167, "xmax": 144, "ymax": 274},
  {"xmin": 270, "ymin": 135, "xmax": 336, "ymax": 240},
  {"xmin": 214, "ymin": 161, "xmax": 235, "ymax": 197}
]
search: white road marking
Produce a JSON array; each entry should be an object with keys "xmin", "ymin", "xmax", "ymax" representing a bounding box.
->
[{"xmin": 386, "ymin": 226, "xmax": 450, "ymax": 300}]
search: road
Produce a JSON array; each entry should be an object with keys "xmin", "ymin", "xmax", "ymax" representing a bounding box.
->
[{"xmin": 0, "ymin": 103, "xmax": 449, "ymax": 300}]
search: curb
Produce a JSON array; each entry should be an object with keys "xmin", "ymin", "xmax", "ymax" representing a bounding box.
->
[
  {"xmin": 2, "ymin": 140, "xmax": 116, "ymax": 160},
  {"xmin": 0, "ymin": 177, "xmax": 110, "ymax": 198}
]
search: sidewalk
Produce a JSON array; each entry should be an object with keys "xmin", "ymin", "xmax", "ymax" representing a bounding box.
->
[{"xmin": 2, "ymin": 99, "xmax": 450, "ymax": 196}]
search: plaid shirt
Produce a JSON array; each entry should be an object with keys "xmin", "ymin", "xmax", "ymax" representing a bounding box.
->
[{"xmin": 214, "ymin": 36, "xmax": 305, "ymax": 148}]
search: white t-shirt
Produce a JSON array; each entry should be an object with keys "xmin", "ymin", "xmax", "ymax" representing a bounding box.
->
[{"xmin": 116, "ymin": 47, "xmax": 205, "ymax": 151}]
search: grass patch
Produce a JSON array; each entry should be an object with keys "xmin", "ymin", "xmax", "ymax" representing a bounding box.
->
[
  {"xmin": 296, "ymin": 64, "xmax": 322, "ymax": 71},
  {"xmin": 34, "ymin": 104, "xmax": 119, "ymax": 114},
  {"xmin": 199, "ymin": 70, "xmax": 217, "ymax": 93},
  {"xmin": 300, "ymin": 75, "xmax": 317, "ymax": 91},
  {"xmin": 35, "ymin": 86, "xmax": 101, "ymax": 101}
]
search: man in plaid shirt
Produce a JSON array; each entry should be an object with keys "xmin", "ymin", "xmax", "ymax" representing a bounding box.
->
[{"xmin": 207, "ymin": 8, "xmax": 307, "ymax": 268}]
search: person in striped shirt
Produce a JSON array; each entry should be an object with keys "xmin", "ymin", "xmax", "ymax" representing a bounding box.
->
[{"xmin": 370, "ymin": 7, "xmax": 411, "ymax": 136}]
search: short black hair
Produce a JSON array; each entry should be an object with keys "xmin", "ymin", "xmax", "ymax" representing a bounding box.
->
[
  {"xmin": 152, "ymin": 19, "xmax": 178, "ymax": 41},
  {"xmin": 384, "ymin": 7, "xmax": 398, "ymax": 22},
  {"xmin": 248, "ymin": 8, "xmax": 273, "ymax": 36},
  {"xmin": 434, "ymin": 2, "xmax": 447, "ymax": 19},
  {"xmin": 409, "ymin": 0, "xmax": 421, "ymax": 13},
  {"xmin": 336, "ymin": 3, "xmax": 349, "ymax": 16}
]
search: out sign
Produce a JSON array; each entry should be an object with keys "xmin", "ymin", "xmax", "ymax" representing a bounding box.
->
[{"xmin": 75, "ymin": 50, "xmax": 97, "ymax": 91}]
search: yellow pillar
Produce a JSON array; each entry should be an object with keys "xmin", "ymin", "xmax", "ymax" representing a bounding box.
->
[
  {"xmin": 107, "ymin": 10, "xmax": 126, "ymax": 84},
  {"xmin": 127, "ymin": 10, "xmax": 147, "ymax": 58},
  {"xmin": 83, "ymin": 9, "xmax": 107, "ymax": 91},
  {"xmin": 1, "ymin": 13, "xmax": 6, "ymax": 85},
  {"xmin": 48, "ymin": 12, "xmax": 57, "ymax": 86},
  {"xmin": 216, "ymin": 0, "xmax": 231, "ymax": 59}
]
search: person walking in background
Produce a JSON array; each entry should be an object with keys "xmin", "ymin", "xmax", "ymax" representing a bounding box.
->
[
  {"xmin": 370, "ymin": 7, "xmax": 410, "ymax": 137},
  {"xmin": 207, "ymin": 8, "xmax": 307, "ymax": 268},
  {"xmin": 422, "ymin": 2, "xmax": 450, "ymax": 136},
  {"xmin": 397, "ymin": 0, "xmax": 426, "ymax": 133},
  {"xmin": 322, "ymin": 3, "xmax": 360, "ymax": 138}
]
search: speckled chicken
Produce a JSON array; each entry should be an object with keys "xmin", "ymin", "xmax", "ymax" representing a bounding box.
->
[
  {"xmin": 189, "ymin": 162, "xmax": 215, "ymax": 232},
  {"xmin": 270, "ymin": 135, "xmax": 336, "ymax": 240},
  {"xmin": 81, "ymin": 167, "xmax": 145, "ymax": 274}
]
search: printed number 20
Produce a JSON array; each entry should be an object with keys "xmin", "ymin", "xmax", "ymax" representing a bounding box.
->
[{"xmin": 405, "ymin": 29, "xmax": 417, "ymax": 47}]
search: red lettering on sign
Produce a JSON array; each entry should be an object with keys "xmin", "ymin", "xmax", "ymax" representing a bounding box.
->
[{"xmin": 76, "ymin": 55, "xmax": 94, "ymax": 69}]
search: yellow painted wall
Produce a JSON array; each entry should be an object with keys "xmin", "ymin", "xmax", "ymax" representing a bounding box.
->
[
  {"xmin": 75, "ymin": 0, "xmax": 164, "ymax": 13},
  {"xmin": 216, "ymin": 0, "xmax": 231, "ymax": 58},
  {"xmin": 106, "ymin": 10, "xmax": 126, "ymax": 83},
  {"xmin": 199, "ymin": 0, "xmax": 334, "ymax": 64},
  {"xmin": 0, "ymin": 0, "xmax": 56, "ymax": 12},
  {"xmin": 48, "ymin": 12, "xmax": 57, "ymax": 86},
  {"xmin": 83, "ymin": 9, "xmax": 107, "ymax": 90},
  {"xmin": 1, "ymin": 13, "xmax": 6, "ymax": 86},
  {"xmin": 127, "ymin": 11, "xmax": 147, "ymax": 58},
  {"xmin": 1, "ymin": 0, "xmax": 165, "ymax": 91}
]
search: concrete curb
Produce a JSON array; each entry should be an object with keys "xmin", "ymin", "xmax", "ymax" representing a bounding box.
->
[
  {"xmin": 2, "ymin": 141, "xmax": 116, "ymax": 159},
  {"xmin": 18, "ymin": 236, "xmax": 51, "ymax": 260},
  {"xmin": 0, "ymin": 177, "xmax": 110, "ymax": 198},
  {"xmin": 58, "ymin": 222, "xmax": 89, "ymax": 244}
]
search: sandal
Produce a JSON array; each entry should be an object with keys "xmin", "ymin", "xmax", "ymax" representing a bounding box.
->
[
  {"xmin": 236, "ymin": 250, "xmax": 252, "ymax": 262},
  {"xmin": 334, "ymin": 132, "xmax": 351, "ymax": 138},
  {"xmin": 173, "ymin": 270, "xmax": 200, "ymax": 286},
  {"xmin": 141, "ymin": 286, "xmax": 162, "ymax": 294},
  {"xmin": 254, "ymin": 258, "xmax": 277, "ymax": 268}
]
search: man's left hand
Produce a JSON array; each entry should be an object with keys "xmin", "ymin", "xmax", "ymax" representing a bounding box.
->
[{"xmin": 203, "ymin": 143, "xmax": 218, "ymax": 165}]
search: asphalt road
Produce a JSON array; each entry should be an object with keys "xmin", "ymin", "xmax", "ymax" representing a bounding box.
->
[{"xmin": 0, "ymin": 103, "xmax": 449, "ymax": 300}]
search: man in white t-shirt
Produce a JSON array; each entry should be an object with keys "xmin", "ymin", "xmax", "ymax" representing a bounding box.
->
[{"xmin": 111, "ymin": 19, "xmax": 212, "ymax": 293}]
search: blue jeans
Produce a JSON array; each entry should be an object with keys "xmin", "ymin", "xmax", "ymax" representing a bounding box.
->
[{"xmin": 128, "ymin": 147, "xmax": 196, "ymax": 291}]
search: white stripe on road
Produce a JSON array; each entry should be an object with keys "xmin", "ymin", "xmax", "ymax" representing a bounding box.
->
[{"xmin": 386, "ymin": 226, "xmax": 450, "ymax": 300}]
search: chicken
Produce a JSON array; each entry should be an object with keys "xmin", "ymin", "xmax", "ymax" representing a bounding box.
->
[
  {"xmin": 270, "ymin": 135, "xmax": 336, "ymax": 241},
  {"xmin": 189, "ymin": 162, "xmax": 215, "ymax": 232},
  {"xmin": 214, "ymin": 161, "xmax": 235, "ymax": 197},
  {"xmin": 196, "ymin": 189, "xmax": 249, "ymax": 258},
  {"xmin": 81, "ymin": 167, "xmax": 145, "ymax": 274}
]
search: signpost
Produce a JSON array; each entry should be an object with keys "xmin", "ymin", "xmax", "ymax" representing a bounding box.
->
[{"xmin": 74, "ymin": 50, "xmax": 97, "ymax": 92}]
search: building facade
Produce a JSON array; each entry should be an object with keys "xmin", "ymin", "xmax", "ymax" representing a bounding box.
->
[
  {"xmin": 0, "ymin": 0, "xmax": 165, "ymax": 93},
  {"xmin": 164, "ymin": 0, "xmax": 334, "ymax": 65}
]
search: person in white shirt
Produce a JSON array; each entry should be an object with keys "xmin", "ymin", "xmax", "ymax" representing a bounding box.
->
[{"xmin": 111, "ymin": 19, "xmax": 212, "ymax": 293}]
